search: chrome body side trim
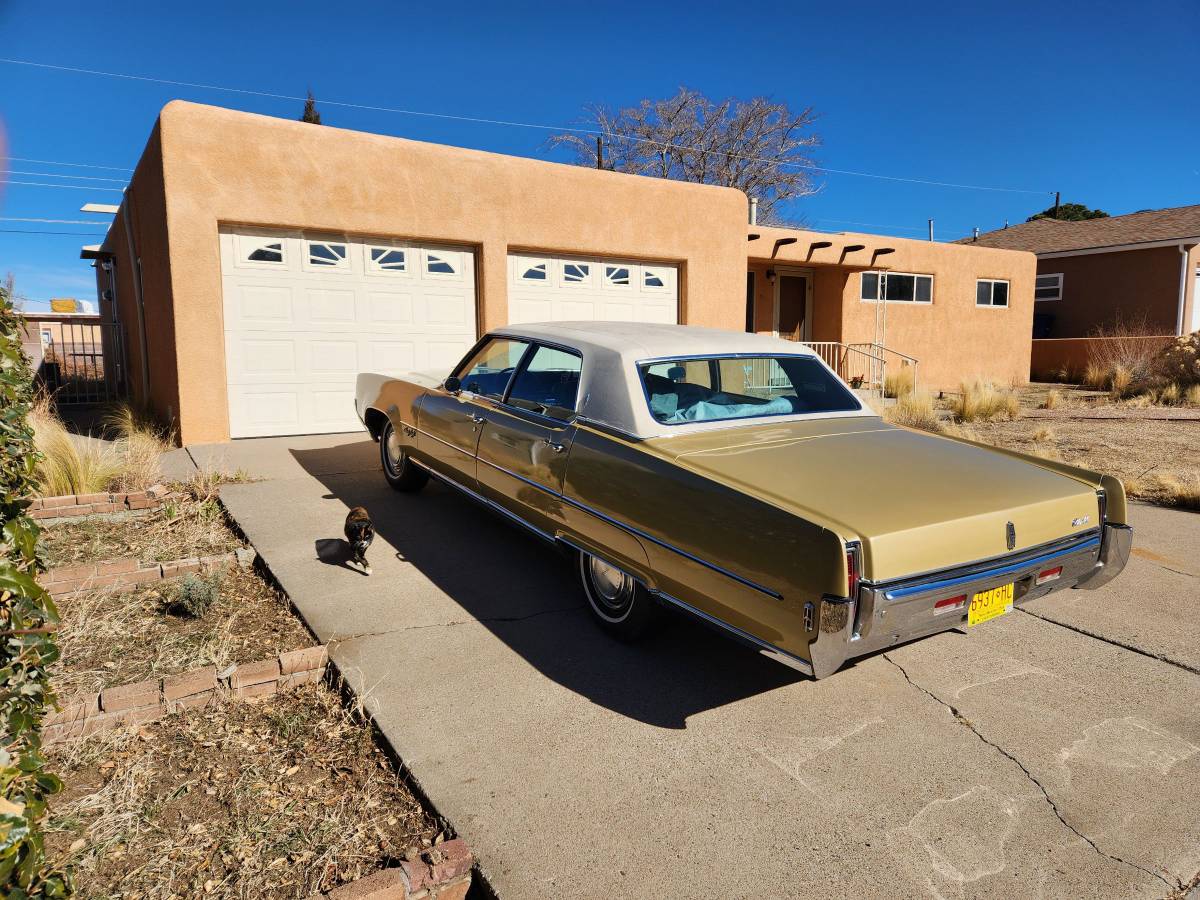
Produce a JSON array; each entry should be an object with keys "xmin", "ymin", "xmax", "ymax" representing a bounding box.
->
[
  {"xmin": 555, "ymin": 493, "xmax": 783, "ymax": 601},
  {"xmin": 649, "ymin": 589, "xmax": 814, "ymax": 676}
]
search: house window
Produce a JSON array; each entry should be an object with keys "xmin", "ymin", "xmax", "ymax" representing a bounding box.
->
[
  {"xmin": 643, "ymin": 267, "xmax": 666, "ymax": 289},
  {"xmin": 605, "ymin": 265, "xmax": 631, "ymax": 287},
  {"xmin": 562, "ymin": 262, "xmax": 590, "ymax": 284},
  {"xmin": 368, "ymin": 247, "xmax": 408, "ymax": 273},
  {"xmin": 976, "ymin": 279, "xmax": 1010, "ymax": 307},
  {"xmin": 425, "ymin": 251, "xmax": 459, "ymax": 277},
  {"xmin": 1035, "ymin": 273, "xmax": 1063, "ymax": 302},
  {"xmin": 307, "ymin": 241, "xmax": 348, "ymax": 268},
  {"xmin": 520, "ymin": 261, "xmax": 548, "ymax": 281},
  {"xmin": 860, "ymin": 271, "xmax": 933, "ymax": 303}
]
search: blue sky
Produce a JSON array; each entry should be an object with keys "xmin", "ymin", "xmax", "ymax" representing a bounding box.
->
[{"xmin": 2, "ymin": 0, "xmax": 1196, "ymax": 308}]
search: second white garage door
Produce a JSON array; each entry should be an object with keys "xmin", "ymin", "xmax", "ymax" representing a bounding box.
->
[
  {"xmin": 219, "ymin": 227, "xmax": 477, "ymax": 438},
  {"xmin": 507, "ymin": 253, "xmax": 678, "ymax": 325}
]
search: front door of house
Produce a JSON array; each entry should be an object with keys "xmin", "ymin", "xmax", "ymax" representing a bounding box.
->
[{"xmin": 777, "ymin": 274, "xmax": 808, "ymax": 342}]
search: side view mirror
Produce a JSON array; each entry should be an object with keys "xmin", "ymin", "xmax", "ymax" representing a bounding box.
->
[{"xmin": 444, "ymin": 375, "xmax": 462, "ymax": 395}]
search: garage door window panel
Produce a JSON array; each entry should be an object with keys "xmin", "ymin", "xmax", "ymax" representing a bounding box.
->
[
  {"xmin": 604, "ymin": 265, "xmax": 632, "ymax": 289},
  {"xmin": 367, "ymin": 247, "xmax": 409, "ymax": 275},
  {"xmin": 642, "ymin": 267, "xmax": 670, "ymax": 291},
  {"xmin": 306, "ymin": 241, "xmax": 350, "ymax": 270},
  {"xmin": 561, "ymin": 262, "xmax": 593, "ymax": 287},
  {"xmin": 236, "ymin": 235, "xmax": 288, "ymax": 268},
  {"xmin": 505, "ymin": 345, "xmax": 583, "ymax": 421},
  {"xmin": 517, "ymin": 259, "xmax": 550, "ymax": 284},
  {"xmin": 425, "ymin": 250, "xmax": 462, "ymax": 279}
]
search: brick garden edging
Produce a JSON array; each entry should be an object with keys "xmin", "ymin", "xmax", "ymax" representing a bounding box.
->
[
  {"xmin": 43, "ymin": 645, "xmax": 328, "ymax": 743},
  {"xmin": 42, "ymin": 547, "xmax": 257, "ymax": 598},
  {"xmin": 30, "ymin": 484, "xmax": 170, "ymax": 522},
  {"xmin": 306, "ymin": 839, "xmax": 473, "ymax": 900}
]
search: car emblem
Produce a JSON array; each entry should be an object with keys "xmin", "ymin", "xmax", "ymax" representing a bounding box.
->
[
  {"xmin": 1072, "ymin": 515, "xmax": 1090, "ymax": 527},
  {"xmin": 1006, "ymin": 521, "xmax": 1016, "ymax": 551}
]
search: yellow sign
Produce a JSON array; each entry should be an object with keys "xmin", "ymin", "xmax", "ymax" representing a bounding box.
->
[
  {"xmin": 968, "ymin": 582, "xmax": 1014, "ymax": 627},
  {"xmin": 49, "ymin": 298, "xmax": 78, "ymax": 313}
]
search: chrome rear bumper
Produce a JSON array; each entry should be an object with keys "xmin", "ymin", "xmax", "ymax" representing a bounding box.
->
[{"xmin": 808, "ymin": 523, "xmax": 1132, "ymax": 679}]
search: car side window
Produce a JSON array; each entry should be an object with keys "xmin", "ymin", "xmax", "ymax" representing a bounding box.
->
[
  {"xmin": 505, "ymin": 345, "xmax": 583, "ymax": 421},
  {"xmin": 457, "ymin": 339, "xmax": 529, "ymax": 400}
]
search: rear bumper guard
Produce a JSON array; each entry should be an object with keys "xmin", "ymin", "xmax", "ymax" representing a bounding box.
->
[{"xmin": 808, "ymin": 524, "xmax": 1132, "ymax": 679}]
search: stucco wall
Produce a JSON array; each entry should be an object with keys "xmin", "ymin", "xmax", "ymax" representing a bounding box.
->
[
  {"xmin": 99, "ymin": 123, "xmax": 177, "ymax": 426},
  {"xmin": 1035, "ymin": 245, "xmax": 1198, "ymax": 338},
  {"xmin": 749, "ymin": 227, "xmax": 1037, "ymax": 391},
  {"xmin": 132, "ymin": 101, "xmax": 748, "ymax": 443}
]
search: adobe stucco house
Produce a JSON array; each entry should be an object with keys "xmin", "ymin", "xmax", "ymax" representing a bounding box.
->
[
  {"xmin": 964, "ymin": 206, "xmax": 1200, "ymax": 378},
  {"xmin": 88, "ymin": 101, "xmax": 1035, "ymax": 443}
]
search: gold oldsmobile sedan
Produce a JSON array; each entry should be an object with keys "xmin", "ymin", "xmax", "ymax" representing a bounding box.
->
[{"xmin": 355, "ymin": 322, "xmax": 1131, "ymax": 679}]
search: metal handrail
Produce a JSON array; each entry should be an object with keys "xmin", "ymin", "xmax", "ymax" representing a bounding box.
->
[{"xmin": 804, "ymin": 341, "xmax": 918, "ymax": 396}]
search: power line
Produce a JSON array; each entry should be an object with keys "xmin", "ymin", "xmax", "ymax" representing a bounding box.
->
[
  {"xmin": 3, "ymin": 156, "xmax": 133, "ymax": 172},
  {"xmin": 1, "ymin": 217, "xmax": 111, "ymax": 225},
  {"xmin": 4, "ymin": 169, "xmax": 128, "ymax": 183},
  {"xmin": 4, "ymin": 180, "xmax": 125, "ymax": 193},
  {"xmin": 0, "ymin": 228, "xmax": 107, "ymax": 235},
  {"xmin": 0, "ymin": 56, "xmax": 1051, "ymax": 196}
]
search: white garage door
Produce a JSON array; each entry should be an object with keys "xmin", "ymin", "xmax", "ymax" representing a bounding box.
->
[
  {"xmin": 507, "ymin": 253, "xmax": 678, "ymax": 325},
  {"xmin": 219, "ymin": 227, "xmax": 477, "ymax": 438}
]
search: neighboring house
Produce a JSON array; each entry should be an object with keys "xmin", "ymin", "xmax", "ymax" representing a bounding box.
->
[
  {"xmin": 85, "ymin": 101, "xmax": 1035, "ymax": 443},
  {"xmin": 962, "ymin": 206, "xmax": 1200, "ymax": 378}
]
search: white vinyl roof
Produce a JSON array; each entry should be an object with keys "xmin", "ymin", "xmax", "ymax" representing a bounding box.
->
[{"xmin": 489, "ymin": 322, "xmax": 872, "ymax": 439}]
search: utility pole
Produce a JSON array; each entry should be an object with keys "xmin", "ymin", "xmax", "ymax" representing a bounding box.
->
[
  {"xmin": 596, "ymin": 136, "xmax": 604, "ymax": 170},
  {"xmin": 1053, "ymin": 191, "xmax": 1061, "ymax": 219},
  {"xmin": 927, "ymin": 219, "xmax": 934, "ymax": 242}
]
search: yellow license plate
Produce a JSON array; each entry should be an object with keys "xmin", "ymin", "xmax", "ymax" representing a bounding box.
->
[{"xmin": 968, "ymin": 582, "xmax": 1014, "ymax": 627}]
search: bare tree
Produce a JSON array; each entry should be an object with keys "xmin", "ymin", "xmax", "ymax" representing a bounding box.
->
[{"xmin": 548, "ymin": 88, "xmax": 820, "ymax": 224}]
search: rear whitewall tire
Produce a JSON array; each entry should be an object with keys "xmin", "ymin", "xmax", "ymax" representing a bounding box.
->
[
  {"xmin": 380, "ymin": 421, "xmax": 428, "ymax": 492},
  {"xmin": 578, "ymin": 550, "xmax": 658, "ymax": 640}
]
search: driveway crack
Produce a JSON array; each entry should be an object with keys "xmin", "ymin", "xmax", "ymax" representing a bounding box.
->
[
  {"xmin": 883, "ymin": 653, "xmax": 1174, "ymax": 891},
  {"xmin": 1015, "ymin": 607, "xmax": 1200, "ymax": 677},
  {"xmin": 327, "ymin": 604, "xmax": 579, "ymax": 642}
]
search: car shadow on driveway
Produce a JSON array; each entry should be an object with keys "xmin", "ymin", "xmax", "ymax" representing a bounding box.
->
[{"xmin": 291, "ymin": 442, "xmax": 805, "ymax": 729}]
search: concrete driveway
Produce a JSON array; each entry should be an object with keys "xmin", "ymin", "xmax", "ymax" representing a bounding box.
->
[{"xmin": 197, "ymin": 434, "xmax": 1200, "ymax": 898}]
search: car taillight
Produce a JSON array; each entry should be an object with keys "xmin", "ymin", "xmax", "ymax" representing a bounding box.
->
[
  {"xmin": 846, "ymin": 546, "xmax": 859, "ymax": 598},
  {"xmin": 934, "ymin": 594, "xmax": 967, "ymax": 613},
  {"xmin": 1036, "ymin": 566, "xmax": 1063, "ymax": 585}
]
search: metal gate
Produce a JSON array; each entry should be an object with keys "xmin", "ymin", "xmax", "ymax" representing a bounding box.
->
[{"xmin": 21, "ymin": 316, "xmax": 127, "ymax": 405}]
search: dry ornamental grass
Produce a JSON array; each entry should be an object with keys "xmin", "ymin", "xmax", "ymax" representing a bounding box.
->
[
  {"xmin": 883, "ymin": 391, "xmax": 940, "ymax": 432},
  {"xmin": 950, "ymin": 378, "xmax": 1021, "ymax": 423},
  {"xmin": 46, "ymin": 687, "xmax": 442, "ymax": 899}
]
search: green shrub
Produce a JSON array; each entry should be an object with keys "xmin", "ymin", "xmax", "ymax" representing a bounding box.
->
[
  {"xmin": 0, "ymin": 284, "xmax": 72, "ymax": 894},
  {"xmin": 168, "ymin": 573, "xmax": 221, "ymax": 619}
]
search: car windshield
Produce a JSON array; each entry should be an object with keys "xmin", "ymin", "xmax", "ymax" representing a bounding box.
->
[{"xmin": 638, "ymin": 355, "xmax": 861, "ymax": 425}]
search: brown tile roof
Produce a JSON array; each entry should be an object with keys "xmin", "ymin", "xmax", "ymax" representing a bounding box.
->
[{"xmin": 957, "ymin": 204, "xmax": 1200, "ymax": 254}]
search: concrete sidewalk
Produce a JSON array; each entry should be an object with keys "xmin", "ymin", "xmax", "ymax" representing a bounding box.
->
[{"xmin": 217, "ymin": 434, "xmax": 1200, "ymax": 898}]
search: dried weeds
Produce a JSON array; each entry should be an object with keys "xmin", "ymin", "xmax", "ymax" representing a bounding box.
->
[
  {"xmin": 40, "ymin": 494, "xmax": 241, "ymax": 569},
  {"xmin": 45, "ymin": 687, "xmax": 441, "ymax": 899},
  {"xmin": 53, "ymin": 566, "xmax": 311, "ymax": 698}
]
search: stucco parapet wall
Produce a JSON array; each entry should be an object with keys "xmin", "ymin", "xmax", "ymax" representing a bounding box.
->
[{"xmin": 747, "ymin": 224, "xmax": 1038, "ymax": 269}]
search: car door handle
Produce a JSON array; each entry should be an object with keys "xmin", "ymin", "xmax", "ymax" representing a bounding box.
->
[
  {"xmin": 543, "ymin": 438, "xmax": 565, "ymax": 453},
  {"xmin": 470, "ymin": 413, "xmax": 486, "ymax": 424}
]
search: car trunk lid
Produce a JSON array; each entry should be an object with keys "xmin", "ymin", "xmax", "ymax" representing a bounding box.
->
[{"xmin": 651, "ymin": 417, "xmax": 1101, "ymax": 582}]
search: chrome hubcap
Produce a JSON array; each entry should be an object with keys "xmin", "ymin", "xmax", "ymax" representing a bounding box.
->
[
  {"xmin": 588, "ymin": 556, "xmax": 632, "ymax": 608},
  {"xmin": 385, "ymin": 428, "xmax": 403, "ymax": 473}
]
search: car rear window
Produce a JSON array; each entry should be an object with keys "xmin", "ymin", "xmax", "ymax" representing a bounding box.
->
[{"xmin": 638, "ymin": 355, "xmax": 861, "ymax": 425}]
